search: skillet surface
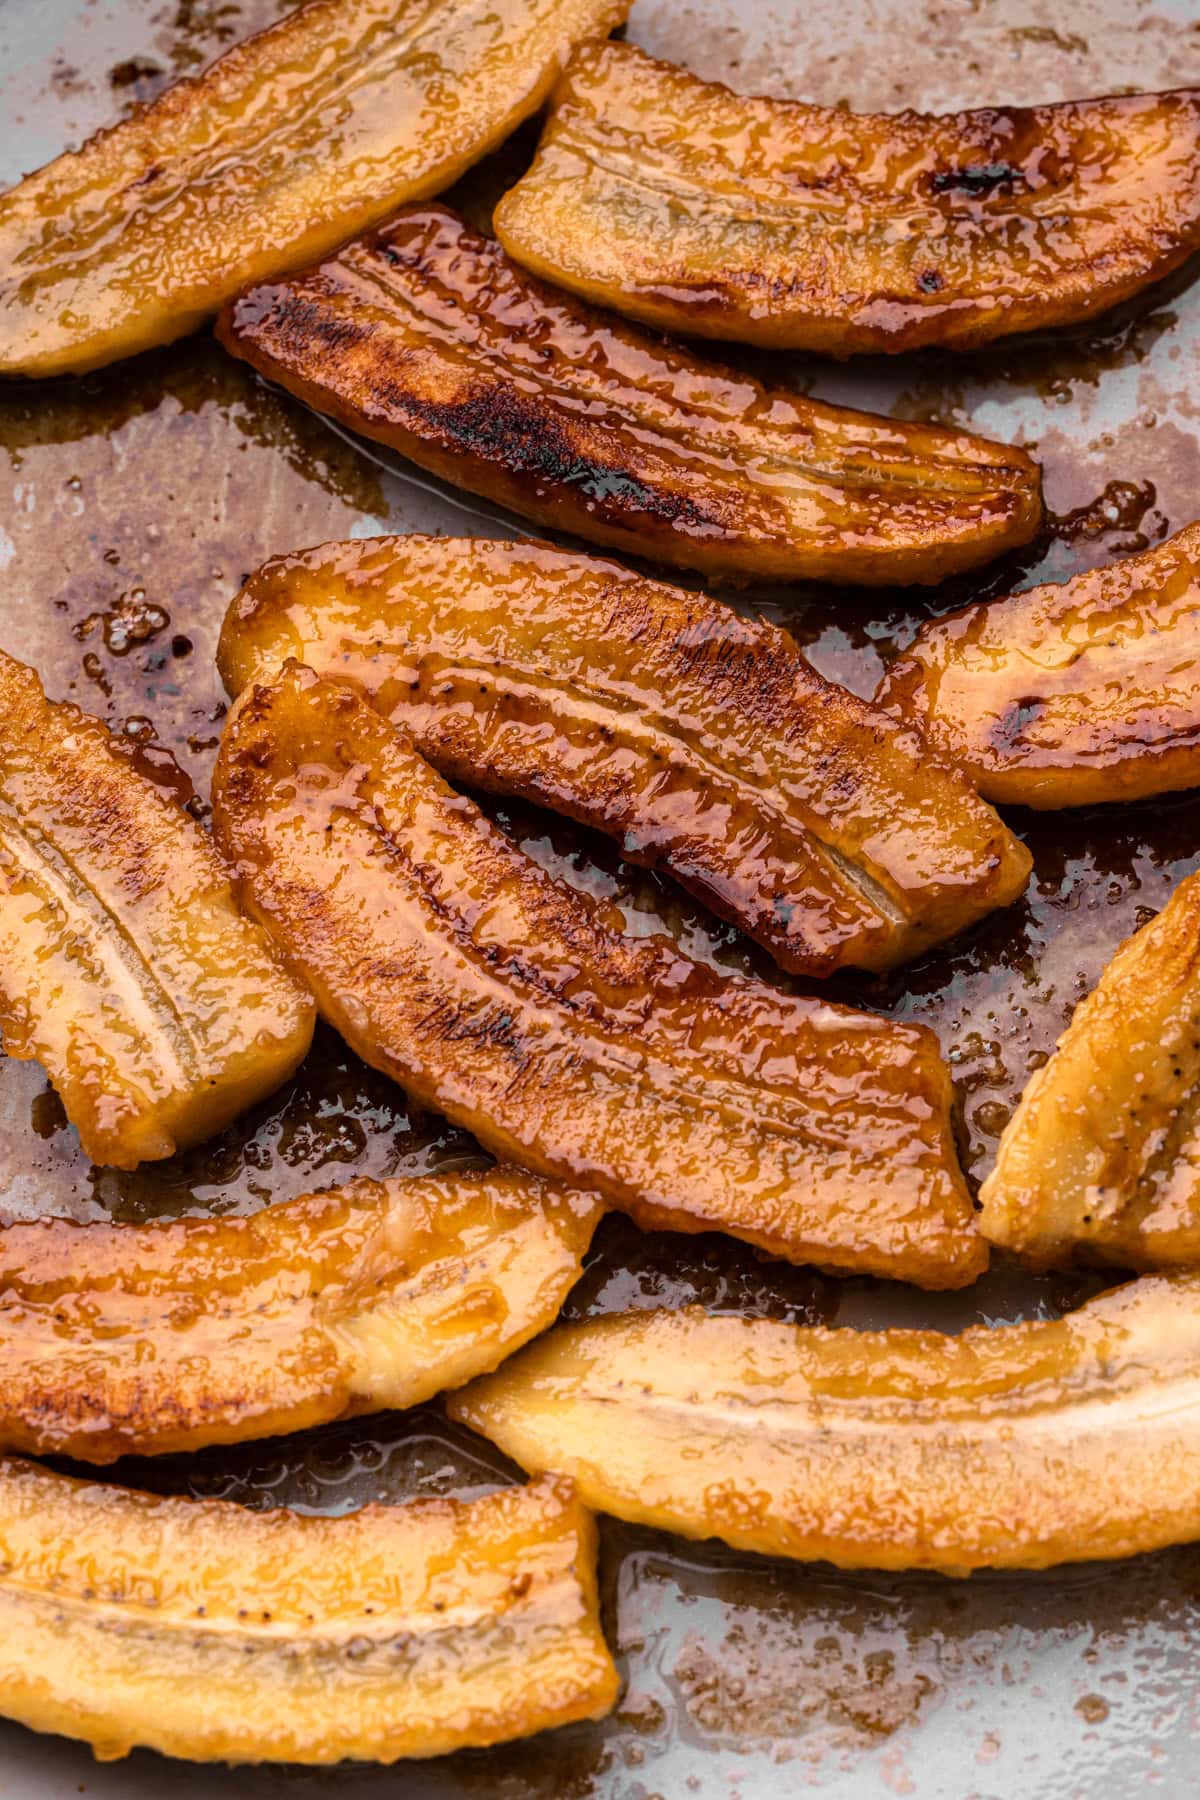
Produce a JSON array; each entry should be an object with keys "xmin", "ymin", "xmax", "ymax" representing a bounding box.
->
[{"xmin": 1, "ymin": 0, "xmax": 1199, "ymax": 1792}]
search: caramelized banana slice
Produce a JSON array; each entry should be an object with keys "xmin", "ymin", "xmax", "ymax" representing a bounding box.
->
[
  {"xmin": 212, "ymin": 663, "xmax": 985, "ymax": 1289},
  {"xmin": 0, "ymin": 651, "xmax": 312, "ymax": 1169},
  {"xmin": 0, "ymin": 1460, "xmax": 615, "ymax": 1762},
  {"xmin": 217, "ymin": 204, "xmax": 1043, "ymax": 585},
  {"xmin": 450, "ymin": 1281, "xmax": 1200, "ymax": 1573},
  {"xmin": 0, "ymin": 1169, "xmax": 601, "ymax": 1462},
  {"xmin": 877, "ymin": 522, "xmax": 1200, "ymax": 808},
  {"xmin": 980, "ymin": 871, "xmax": 1200, "ymax": 1270},
  {"xmin": 218, "ymin": 535, "xmax": 1031, "ymax": 975},
  {"xmin": 496, "ymin": 41, "xmax": 1200, "ymax": 354},
  {"xmin": 0, "ymin": 0, "xmax": 629, "ymax": 378}
]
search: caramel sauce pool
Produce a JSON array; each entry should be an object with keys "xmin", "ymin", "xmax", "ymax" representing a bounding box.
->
[{"xmin": 3, "ymin": 0, "xmax": 1200, "ymax": 1794}]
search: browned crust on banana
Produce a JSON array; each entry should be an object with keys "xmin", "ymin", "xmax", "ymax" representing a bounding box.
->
[
  {"xmin": 211, "ymin": 662, "xmax": 986, "ymax": 1289},
  {"xmin": 218, "ymin": 533, "xmax": 1031, "ymax": 975},
  {"xmin": 495, "ymin": 40, "xmax": 1200, "ymax": 354},
  {"xmin": 217, "ymin": 203, "xmax": 1042, "ymax": 584},
  {"xmin": 877, "ymin": 520, "xmax": 1200, "ymax": 808},
  {"xmin": 0, "ymin": 1169, "xmax": 603, "ymax": 1461}
]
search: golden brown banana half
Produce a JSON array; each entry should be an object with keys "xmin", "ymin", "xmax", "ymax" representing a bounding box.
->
[
  {"xmin": 496, "ymin": 40, "xmax": 1200, "ymax": 353},
  {"xmin": 218, "ymin": 533, "xmax": 1031, "ymax": 976},
  {"xmin": 878, "ymin": 520, "xmax": 1200, "ymax": 808},
  {"xmin": 0, "ymin": 1169, "xmax": 602, "ymax": 1461},
  {"xmin": 0, "ymin": 0, "xmax": 629, "ymax": 377},
  {"xmin": 212, "ymin": 662, "xmax": 987, "ymax": 1289},
  {"xmin": 451, "ymin": 1279, "xmax": 1200, "ymax": 1573},
  {"xmin": 0, "ymin": 1461, "xmax": 616, "ymax": 1762},
  {"xmin": 0, "ymin": 649, "xmax": 312, "ymax": 1169},
  {"xmin": 217, "ymin": 203, "xmax": 1043, "ymax": 585},
  {"xmin": 980, "ymin": 869, "xmax": 1200, "ymax": 1271}
]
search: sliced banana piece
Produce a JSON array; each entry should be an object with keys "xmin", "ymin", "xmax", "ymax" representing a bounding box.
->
[
  {"xmin": 981, "ymin": 870, "xmax": 1200, "ymax": 1270},
  {"xmin": 451, "ymin": 1283, "xmax": 1200, "ymax": 1573},
  {"xmin": 0, "ymin": 1168, "xmax": 602, "ymax": 1461},
  {"xmin": 0, "ymin": 649, "xmax": 312, "ymax": 1168},
  {"xmin": 217, "ymin": 532, "xmax": 1030, "ymax": 977},
  {"xmin": 0, "ymin": 1460, "xmax": 616, "ymax": 1762},
  {"xmin": 497, "ymin": 41, "xmax": 1200, "ymax": 353},
  {"xmin": 217, "ymin": 202, "xmax": 1043, "ymax": 585},
  {"xmin": 0, "ymin": 0, "xmax": 629, "ymax": 376},
  {"xmin": 212, "ymin": 662, "xmax": 986, "ymax": 1289}
]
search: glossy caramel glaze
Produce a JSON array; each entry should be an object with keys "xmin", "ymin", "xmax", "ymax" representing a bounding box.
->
[
  {"xmin": 0, "ymin": 649, "xmax": 312, "ymax": 1169},
  {"xmin": 219, "ymin": 534, "xmax": 1031, "ymax": 976},
  {"xmin": 0, "ymin": 0, "xmax": 629, "ymax": 378},
  {"xmin": 212, "ymin": 663, "xmax": 986, "ymax": 1288},
  {"xmin": 217, "ymin": 203, "xmax": 1043, "ymax": 585},
  {"xmin": 451, "ymin": 1279, "xmax": 1200, "ymax": 1572},
  {"xmin": 7, "ymin": 1, "xmax": 1200, "ymax": 1790},
  {"xmin": 495, "ymin": 41, "xmax": 1200, "ymax": 354},
  {"xmin": 0, "ymin": 1460, "xmax": 616, "ymax": 1762},
  {"xmin": 877, "ymin": 521, "xmax": 1200, "ymax": 808},
  {"xmin": 980, "ymin": 870, "xmax": 1200, "ymax": 1270},
  {"xmin": 0, "ymin": 1169, "xmax": 602, "ymax": 1462}
]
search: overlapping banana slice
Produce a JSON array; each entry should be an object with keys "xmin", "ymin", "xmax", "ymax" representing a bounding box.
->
[
  {"xmin": 218, "ymin": 533, "xmax": 1031, "ymax": 977},
  {"xmin": 212, "ymin": 661, "xmax": 987, "ymax": 1288}
]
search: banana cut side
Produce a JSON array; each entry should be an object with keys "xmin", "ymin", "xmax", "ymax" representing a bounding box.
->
[
  {"xmin": 0, "ymin": 1460, "xmax": 617, "ymax": 1763},
  {"xmin": 0, "ymin": 1168, "xmax": 603, "ymax": 1462},
  {"xmin": 496, "ymin": 40, "xmax": 1200, "ymax": 354},
  {"xmin": 0, "ymin": 649, "xmax": 313, "ymax": 1169},
  {"xmin": 877, "ymin": 520, "xmax": 1200, "ymax": 808},
  {"xmin": 211, "ymin": 661, "xmax": 986, "ymax": 1290},
  {"xmin": 218, "ymin": 534, "xmax": 1031, "ymax": 976},
  {"xmin": 0, "ymin": 0, "xmax": 629, "ymax": 377},
  {"xmin": 450, "ymin": 1281, "xmax": 1200, "ymax": 1573},
  {"xmin": 980, "ymin": 871, "xmax": 1200, "ymax": 1270},
  {"xmin": 216, "ymin": 202, "xmax": 1043, "ymax": 585}
]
